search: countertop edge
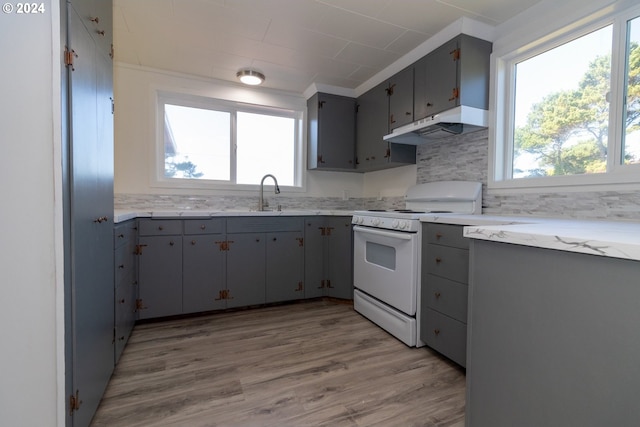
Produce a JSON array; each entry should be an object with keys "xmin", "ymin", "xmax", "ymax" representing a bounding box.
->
[{"xmin": 114, "ymin": 209, "xmax": 355, "ymax": 223}]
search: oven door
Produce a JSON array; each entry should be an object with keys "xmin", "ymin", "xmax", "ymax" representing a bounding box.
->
[{"xmin": 353, "ymin": 225, "xmax": 418, "ymax": 316}]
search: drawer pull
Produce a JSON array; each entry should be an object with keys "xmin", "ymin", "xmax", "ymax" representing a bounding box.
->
[
  {"xmin": 191, "ymin": 240, "xmax": 196, "ymax": 245},
  {"xmin": 434, "ymin": 329, "xmax": 440, "ymax": 336},
  {"xmin": 435, "ymin": 257, "xmax": 442, "ymax": 264},
  {"xmin": 169, "ymin": 241, "xmax": 174, "ymax": 246},
  {"xmin": 434, "ymin": 292, "xmax": 441, "ymax": 299},
  {"xmin": 118, "ymin": 264, "xmax": 125, "ymax": 269},
  {"xmin": 158, "ymin": 226, "xmax": 164, "ymax": 231},
  {"xmin": 200, "ymin": 225, "xmax": 206, "ymax": 230}
]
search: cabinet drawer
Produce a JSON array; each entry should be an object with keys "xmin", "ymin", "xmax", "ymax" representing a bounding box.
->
[
  {"xmin": 114, "ymin": 221, "xmax": 137, "ymax": 249},
  {"xmin": 424, "ymin": 244, "xmax": 469, "ymax": 284},
  {"xmin": 425, "ymin": 223, "xmax": 469, "ymax": 249},
  {"xmin": 422, "ymin": 308, "xmax": 467, "ymax": 367},
  {"xmin": 184, "ymin": 218, "xmax": 224, "ymax": 235},
  {"xmin": 423, "ymin": 274, "xmax": 468, "ymax": 323},
  {"xmin": 138, "ymin": 219, "xmax": 182, "ymax": 236},
  {"xmin": 226, "ymin": 217, "xmax": 304, "ymax": 233}
]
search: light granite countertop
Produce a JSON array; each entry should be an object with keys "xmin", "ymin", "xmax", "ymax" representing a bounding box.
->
[
  {"xmin": 418, "ymin": 214, "xmax": 640, "ymax": 261},
  {"xmin": 114, "ymin": 209, "xmax": 354, "ymax": 223}
]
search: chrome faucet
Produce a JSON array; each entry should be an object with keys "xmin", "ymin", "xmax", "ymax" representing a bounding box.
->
[{"xmin": 259, "ymin": 174, "xmax": 280, "ymax": 211}]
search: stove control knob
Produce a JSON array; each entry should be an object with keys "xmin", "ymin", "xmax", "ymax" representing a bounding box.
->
[
  {"xmin": 372, "ymin": 218, "xmax": 380, "ymax": 226},
  {"xmin": 391, "ymin": 220, "xmax": 399, "ymax": 229},
  {"xmin": 398, "ymin": 221, "xmax": 406, "ymax": 229}
]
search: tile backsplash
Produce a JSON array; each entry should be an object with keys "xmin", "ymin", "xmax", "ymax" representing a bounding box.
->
[
  {"xmin": 116, "ymin": 128, "xmax": 639, "ymax": 220},
  {"xmin": 416, "ymin": 129, "xmax": 640, "ymax": 220}
]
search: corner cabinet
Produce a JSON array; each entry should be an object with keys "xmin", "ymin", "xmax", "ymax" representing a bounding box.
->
[
  {"xmin": 304, "ymin": 216, "xmax": 354, "ymax": 300},
  {"xmin": 420, "ymin": 223, "xmax": 469, "ymax": 367},
  {"xmin": 356, "ymin": 81, "xmax": 416, "ymax": 172},
  {"xmin": 414, "ymin": 34, "xmax": 492, "ymax": 120},
  {"xmin": 307, "ymin": 92, "xmax": 357, "ymax": 171},
  {"xmin": 137, "ymin": 219, "xmax": 184, "ymax": 319},
  {"xmin": 113, "ymin": 220, "xmax": 138, "ymax": 363}
]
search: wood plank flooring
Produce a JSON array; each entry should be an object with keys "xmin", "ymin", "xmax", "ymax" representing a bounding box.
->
[{"xmin": 90, "ymin": 300, "xmax": 466, "ymax": 427}]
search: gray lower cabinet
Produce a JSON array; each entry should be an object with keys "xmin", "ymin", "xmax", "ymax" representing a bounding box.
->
[
  {"xmin": 466, "ymin": 240, "xmax": 640, "ymax": 427},
  {"xmin": 137, "ymin": 219, "xmax": 183, "ymax": 319},
  {"xmin": 113, "ymin": 220, "xmax": 138, "ymax": 363},
  {"xmin": 304, "ymin": 216, "xmax": 354, "ymax": 300},
  {"xmin": 226, "ymin": 232, "xmax": 266, "ymax": 307},
  {"xmin": 420, "ymin": 223, "xmax": 469, "ymax": 367},
  {"xmin": 136, "ymin": 216, "xmax": 343, "ymax": 320},
  {"xmin": 266, "ymin": 231, "xmax": 305, "ymax": 302},
  {"xmin": 182, "ymin": 219, "xmax": 226, "ymax": 313}
]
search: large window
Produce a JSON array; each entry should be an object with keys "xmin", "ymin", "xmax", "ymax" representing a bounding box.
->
[
  {"xmin": 158, "ymin": 93, "xmax": 302, "ymax": 188},
  {"xmin": 492, "ymin": 6, "xmax": 640, "ymax": 189}
]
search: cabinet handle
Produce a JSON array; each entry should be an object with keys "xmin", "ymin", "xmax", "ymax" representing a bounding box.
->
[
  {"xmin": 384, "ymin": 148, "xmax": 391, "ymax": 158},
  {"xmin": 119, "ymin": 298, "xmax": 125, "ymax": 304},
  {"xmin": 296, "ymin": 237, "xmax": 304, "ymax": 247},
  {"xmin": 295, "ymin": 282, "xmax": 303, "ymax": 292},
  {"xmin": 272, "ymin": 237, "xmax": 277, "ymax": 241},
  {"xmin": 97, "ymin": 30, "xmax": 105, "ymax": 36},
  {"xmin": 405, "ymin": 111, "xmax": 411, "ymax": 115},
  {"xmin": 317, "ymin": 154, "xmax": 325, "ymax": 164},
  {"xmin": 434, "ymin": 329, "xmax": 440, "ymax": 336},
  {"xmin": 191, "ymin": 240, "xmax": 196, "ymax": 245},
  {"xmin": 426, "ymin": 102, "xmax": 433, "ymax": 107},
  {"xmin": 118, "ymin": 264, "xmax": 125, "ymax": 269},
  {"xmin": 214, "ymin": 290, "xmax": 225, "ymax": 301},
  {"xmin": 389, "ymin": 113, "xmax": 395, "ymax": 124},
  {"xmin": 449, "ymin": 87, "xmax": 459, "ymax": 101},
  {"xmin": 90, "ymin": 16, "xmax": 99, "ymax": 24},
  {"xmin": 118, "ymin": 336, "xmax": 125, "ymax": 341},
  {"xmin": 200, "ymin": 225, "xmax": 206, "ymax": 230},
  {"xmin": 318, "ymin": 280, "xmax": 326, "ymax": 289},
  {"xmin": 169, "ymin": 241, "xmax": 174, "ymax": 246},
  {"xmin": 435, "ymin": 232, "xmax": 443, "ymax": 240},
  {"xmin": 158, "ymin": 226, "xmax": 164, "ymax": 231},
  {"xmin": 326, "ymin": 280, "xmax": 334, "ymax": 289},
  {"xmin": 435, "ymin": 257, "xmax": 442, "ymax": 264},
  {"xmin": 117, "ymin": 233, "xmax": 125, "ymax": 239},
  {"xmin": 434, "ymin": 292, "xmax": 441, "ymax": 299},
  {"xmin": 93, "ymin": 216, "xmax": 108, "ymax": 223}
]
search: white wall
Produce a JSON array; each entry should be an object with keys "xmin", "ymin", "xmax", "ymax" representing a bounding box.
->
[
  {"xmin": 0, "ymin": 1, "xmax": 64, "ymax": 425},
  {"xmin": 114, "ymin": 64, "xmax": 414, "ymax": 199}
]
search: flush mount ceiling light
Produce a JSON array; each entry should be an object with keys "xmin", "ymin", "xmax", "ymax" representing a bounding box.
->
[{"xmin": 236, "ymin": 69, "xmax": 265, "ymax": 86}]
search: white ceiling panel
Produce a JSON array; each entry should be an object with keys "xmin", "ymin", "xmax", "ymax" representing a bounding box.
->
[{"xmin": 113, "ymin": 0, "xmax": 543, "ymax": 94}]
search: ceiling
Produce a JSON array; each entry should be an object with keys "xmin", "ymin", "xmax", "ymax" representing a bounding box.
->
[{"xmin": 113, "ymin": 0, "xmax": 541, "ymax": 94}]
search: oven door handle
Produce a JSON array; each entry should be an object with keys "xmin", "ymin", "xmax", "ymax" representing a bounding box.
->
[{"xmin": 353, "ymin": 225, "xmax": 414, "ymax": 240}]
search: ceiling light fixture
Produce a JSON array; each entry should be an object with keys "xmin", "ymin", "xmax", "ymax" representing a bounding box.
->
[{"xmin": 236, "ymin": 69, "xmax": 265, "ymax": 86}]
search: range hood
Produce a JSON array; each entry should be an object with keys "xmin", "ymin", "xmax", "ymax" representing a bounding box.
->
[{"xmin": 383, "ymin": 106, "xmax": 488, "ymax": 145}]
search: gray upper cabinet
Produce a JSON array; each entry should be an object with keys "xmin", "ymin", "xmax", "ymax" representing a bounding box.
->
[
  {"xmin": 414, "ymin": 34, "xmax": 492, "ymax": 120},
  {"xmin": 388, "ymin": 65, "xmax": 414, "ymax": 131},
  {"xmin": 307, "ymin": 92, "xmax": 357, "ymax": 171},
  {"xmin": 356, "ymin": 81, "xmax": 416, "ymax": 172}
]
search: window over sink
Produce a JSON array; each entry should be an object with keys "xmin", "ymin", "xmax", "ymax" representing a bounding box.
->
[{"xmin": 156, "ymin": 92, "xmax": 304, "ymax": 190}]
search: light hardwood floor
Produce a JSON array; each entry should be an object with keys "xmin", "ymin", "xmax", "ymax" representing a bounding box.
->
[{"xmin": 91, "ymin": 300, "xmax": 466, "ymax": 427}]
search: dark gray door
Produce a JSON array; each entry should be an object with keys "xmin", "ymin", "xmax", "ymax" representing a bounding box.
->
[
  {"xmin": 356, "ymin": 81, "xmax": 389, "ymax": 171},
  {"xmin": 388, "ymin": 66, "xmax": 414, "ymax": 130},
  {"xmin": 326, "ymin": 217, "xmax": 353, "ymax": 300},
  {"xmin": 67, "ymin": 4, "xmax": 114, "ymax": 426},
  {"xmin": 183, "ymin": 235, "xmax": 227, "ymax": 313},
  {"xmin": 304, "ymin": 217, "xmax": 326, "ymax": 298},
  {"xmin": 317, "ymin": 93, "xmax": 357, "ymax": 170},
  {"xmin": 226, "ymin": 233, "xmax": 266, "ymax": 307},
  {"xmin": 138, "ymin": 235, "xmax": 183, "ymax": 319},
  {"xmin": 266, "ymin": 231, "xmax": 304, "ymax": 303}
]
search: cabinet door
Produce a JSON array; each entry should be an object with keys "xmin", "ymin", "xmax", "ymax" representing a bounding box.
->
[
  {"xmin": 226, "ymin": 233, "xmax": 266, "ymax": 308},
  {"xmin": 415, "ymin": 37, "xmax": 459, "ymax": 118},
  {"xmin": 304, "ymin": 217, "xmax": 326, "ymax": 298},
  {"xmin": 356, "ymin": 81, "xmax": 390, "ymax": 171},
  {"xmin": 138, "ymin": 235, "xmax": 183, "ymax": 319},
  {"xmin": 266, "ymin": 231, "xmax": 304, "ymax": 303},
  {"xmin": 388, "ymin": 66, "xmax": 414, "ymax": 130},
  {"xmin": 183, "ymin": 235, "xmax": 226, "ymax": 313},
  {"xmin": 326, "ymin": 217, "xmax": 353, "ymax": 299},
  {"xmin": 308, "ymin": 93, "xmax": 356, "ymax": 171},
  {"xmin": 67, "ymin": 6, "xmax": 114, "ymax": 427}
]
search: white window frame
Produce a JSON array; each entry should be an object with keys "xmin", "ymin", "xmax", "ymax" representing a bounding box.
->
[
  {"xmin": 489, "ymin": 2, "xmax": 640, "ymax": 193},
  {"xmin": 153, "ymin": 91, "xmax": 305, "ymax": 192}
]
